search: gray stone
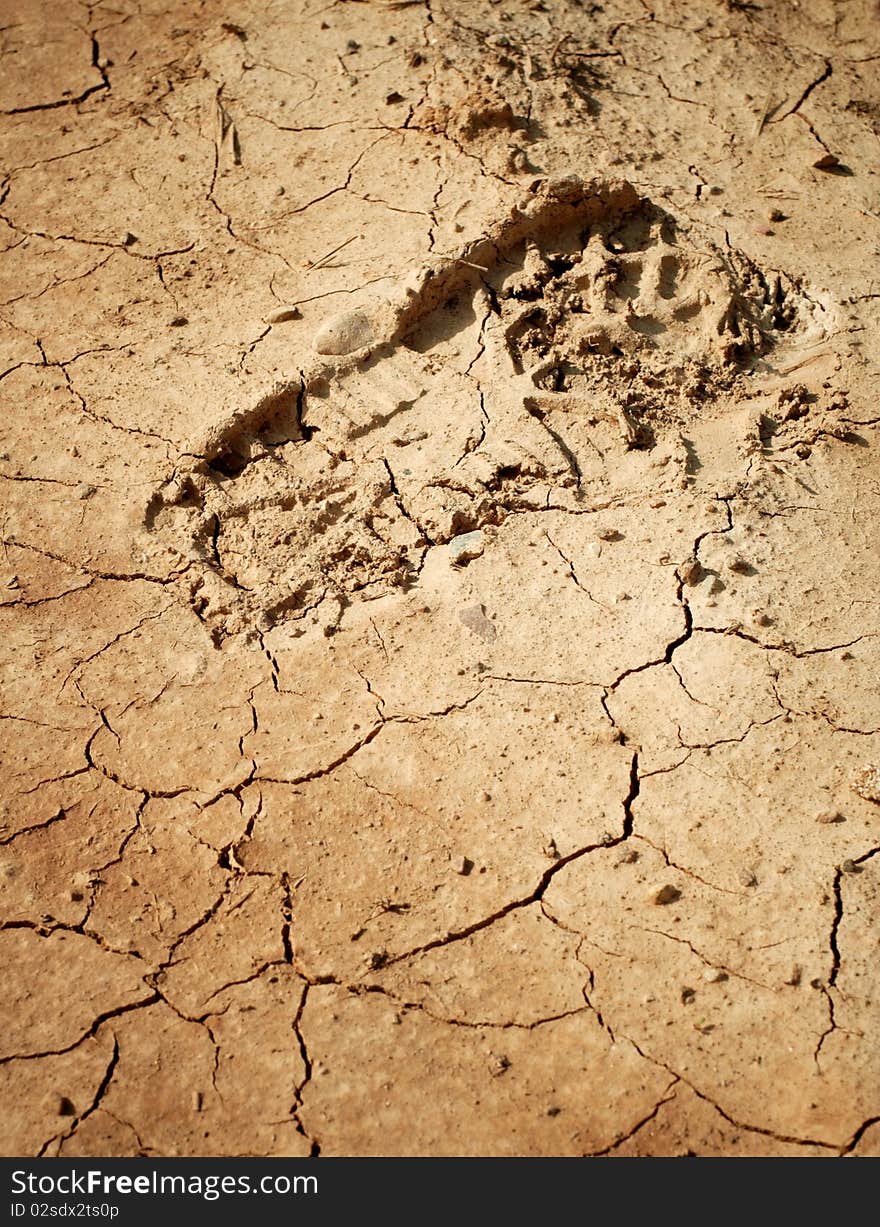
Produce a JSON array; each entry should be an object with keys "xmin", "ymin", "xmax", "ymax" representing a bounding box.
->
[{"xmin": 449, "ymin": 530, "xmax": 485, "ymax": 565}]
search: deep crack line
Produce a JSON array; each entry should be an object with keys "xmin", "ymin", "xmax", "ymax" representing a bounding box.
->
[
  {"xmin": 385, "ymin": 749, "xmax": 639, "ymax": 967},
  {"xmin": 595, "ymin": 1012, "xmax": 841, "ymax": 1152},
  {"xmin": 770, "ymin": 61, "xmax": 832, "ymax": 124},
  {"xmin": 289, "ymin": 984, "xmax": 321, "ymax": 1157},
  {"xmin": 586, "ymin": 1078, "xmax": 681, "ymax": 1156},
  {"xmin": 827, "ymin": 866, "xmax": 844, "ymax": 990},
  {"xmin": 38, "ymin": 1035, "xmax": 120, "ymax": 1158},
  {"xmin": 0, "ymin": 995, "xmax": 158, "ymax": 1066}
]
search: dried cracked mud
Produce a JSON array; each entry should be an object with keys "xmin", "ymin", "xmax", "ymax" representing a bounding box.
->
[{"xmin": 1, "ymin": 0, "xmax": 879, "ymax": 1158}]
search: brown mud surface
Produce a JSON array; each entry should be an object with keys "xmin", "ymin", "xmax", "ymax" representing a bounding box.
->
[{"xmin": 1, "ymin": 0, "xmax": 879, "ymax": 1157}]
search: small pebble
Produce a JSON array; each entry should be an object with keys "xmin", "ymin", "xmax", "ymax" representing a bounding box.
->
[
  {"xmin": 784, "ymin": 965, "xmax": 802, "ymax": 987},
  {"xmin": 452, "ymin": 856, "xmax": 473, "ymax": 876},
  {"xmin": 169, "ymin": 315, "xmax": 189, "ymax": 327},
  {"xmin": 163, "ymin": 479, "xmax": 186, "ymax": 505},
  {"xmin": 651, "ymin": 883, "xmax": 681, "ymax": 906},
  {"xmin": 815, "ymin": 809, "xmax": 845, "ymax": 824},
  {"xmin": 852, "ymin": 763, "xmax": 880, "ymax": 803},
  {"xmin": 702, "ymin": 968, "xmax": 728, "ymax": 983},
  {"xmin": 680, "ymin": 558, "xmax": 701, "ymax": 586},
  {"xmin": 120, "ymin": 231, "xmax": 138, "ymax": 246},
  {"xmin": 266, "ymin": 306, "xmax": 301, "ymax": 324},
  {"xmin": 813, "ymin": 152, "xmax": 840, "ymax": 171},
  {"xmin": 75, "ymin": 483, "xmax": 96, "ymax": 500},
  {"xmin": 313, "ymin": 309, "xmax": 374, "ymax": 355},
  {"xmin": 449, "ymin": 530, "xmax": 484, "ymax": 565}
]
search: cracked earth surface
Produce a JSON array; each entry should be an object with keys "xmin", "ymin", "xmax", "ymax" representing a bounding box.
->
[{"xmin": 1, "ymin": 0, "xmax": 879, "ymax": 1158}]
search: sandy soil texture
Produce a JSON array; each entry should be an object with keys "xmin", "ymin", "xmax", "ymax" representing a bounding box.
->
[{"xmin": 1, "ymin": 0, "xmax": 879, "ymax": 1158}]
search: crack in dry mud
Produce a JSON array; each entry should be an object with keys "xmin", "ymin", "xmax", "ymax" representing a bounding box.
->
[{"xmin": 2, "ymin": 0, "xmax": 879, "ymax": 1159}]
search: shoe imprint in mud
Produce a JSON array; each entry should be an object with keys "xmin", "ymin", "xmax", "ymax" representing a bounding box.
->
[{"xmin": 143, "ymin": 177, "xmax": 829, "ymax": 638}]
